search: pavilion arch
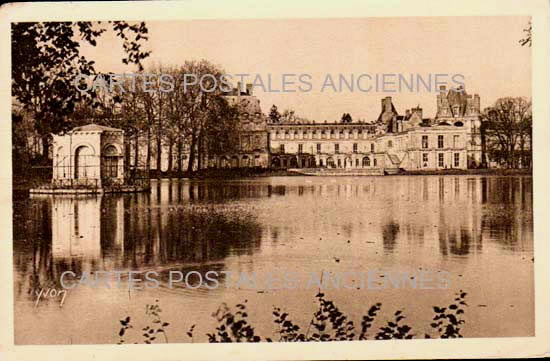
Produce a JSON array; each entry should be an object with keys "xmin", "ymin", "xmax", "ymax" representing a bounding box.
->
[
  {"xmin": 326, "ymin": 157, "xmax": 335, "ymax": 168},
  {"xmin": 74, "ymin": 145, "xmax": 95, "ymax": 179},
  {"xmin": 102, "ymin": 143, "xmax": 123, "ymax": 156},
  {"xmin": 71, "ymin": 142, "xmax": 96, "ymax": 156},
  {"xmin": 103, "ymin": 144, "xmax": 120, "ymax": 156}
]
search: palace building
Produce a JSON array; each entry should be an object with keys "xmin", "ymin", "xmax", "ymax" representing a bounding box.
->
[
  {"xmin": 209, "ymin": 84, "xmax": 483, "ymax": 173},
  {"xmin": 213, "ymin": 83, "xmax": 270, "ymax": 169}
]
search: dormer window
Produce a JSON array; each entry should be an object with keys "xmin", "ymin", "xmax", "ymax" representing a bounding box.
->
[{"xmin": 453, "ymin": 106, "xmax": 460, "ymax": 116}]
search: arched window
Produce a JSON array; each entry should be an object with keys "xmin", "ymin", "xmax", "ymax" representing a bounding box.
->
[
  {"xmin": 103, "ymin": 145, "xmax": 119, "ymax": 178},
  {"xmin": 362, "ymin": 156, "xmax": 370, "ymax": 167},
  {"xmin": 75, "ymin": 145, "xmax": 94, "ymax": 179}
]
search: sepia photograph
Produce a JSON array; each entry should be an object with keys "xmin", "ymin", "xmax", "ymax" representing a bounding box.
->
[{"xmin": 2, "ymin": 1, "xmax": 549, "ymax": 360}]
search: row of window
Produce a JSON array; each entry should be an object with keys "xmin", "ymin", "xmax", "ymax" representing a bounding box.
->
[
  {"xmin": 280, "ymin": 143, "xmax": 376, "ymax": 154},
  {"xmin": 421, "ymin": 135, "xmax": 461, "ymax": 149},
  {"xmin": 278, "ymin": 140, "xmax": 463, "ymax": 159},
  {"xmin": 319, "ymin": 157, "xmax": 378, "ymax": 168},
  {"xmin": 271, "ymin": 129, "xmax": 374, "ymax": 140},
  {"xmin": 422, "ymin": 153, "xmax": 461, "ymax": 167},
  {"xmin": 276, "ymin": 134, "xmax": 462, "ymax": 153}
]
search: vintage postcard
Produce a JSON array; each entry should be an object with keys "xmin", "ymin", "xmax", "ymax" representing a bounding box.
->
[{"xmin": 1, "ymin": 0, "xmax": 549, "ymax": 360}]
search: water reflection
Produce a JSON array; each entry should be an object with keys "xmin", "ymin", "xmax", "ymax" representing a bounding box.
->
[
  {"xmin": 13, "ymin": 185, "xmax": 264, "ymax": 298},
  {"xmin": 13, "ymin": 176, "xmax": 534, "ymax": 343}
]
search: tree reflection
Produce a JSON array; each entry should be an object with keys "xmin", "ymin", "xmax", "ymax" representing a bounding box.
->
[{"xmin": 13, "ymin": 185, "xmax": 264, "ymax": 299}]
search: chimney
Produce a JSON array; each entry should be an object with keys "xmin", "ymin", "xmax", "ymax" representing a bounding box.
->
[
  {"xmin": 236, "ymin": 82, "xmax": 242, "ymax": 95},
  {"xmin": 412, "ymin": 107, "xmax": 422, "ymax": 119},
  {"xmin": 246, "ymin": 83, "xmax": 253, "ymax": 96},
  {"xmin": 382, "ymin": 96, "xmax": 392, "ymax": 113}
]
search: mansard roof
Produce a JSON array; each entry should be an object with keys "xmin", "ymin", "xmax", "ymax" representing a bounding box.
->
[{"xmin": 446, "ymin": 88, "xmax": 470, "ymax": 117}]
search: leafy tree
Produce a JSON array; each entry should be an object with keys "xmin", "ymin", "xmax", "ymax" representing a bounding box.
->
[
  {"xmin": 171, "ymin": 60, "xmax": 242, "ymax": 172},
  {"xmin": 268, "ymin": 104, "xmax": 281, "ymax": 123},
  {"xmin": 11, "ymin": 21, "xmax": 151, "ymax": 158},
  {"xmin": 280, "ymin": 109, "xmax": 296, "ymax": 123},
  {"xmin": 341, "ymin": 113, "xmax": 352, "ymax": 123},
  {"xmin": 482, "ymin": 97, "xmax": 532, "ymax": 168},
  {"xmin": 201, "ymin": 96, "xmax": 241, "ymax": 161}
]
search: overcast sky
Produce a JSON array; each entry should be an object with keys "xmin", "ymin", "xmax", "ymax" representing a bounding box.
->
[{"xmin": 80, "ymin": 16, "xmax": 531, "ymax": 121}]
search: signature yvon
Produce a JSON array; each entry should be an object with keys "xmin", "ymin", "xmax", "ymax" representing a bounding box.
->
[{"xmin": 34, "ymin": 287, "xmax": 67, "ymax": 307}]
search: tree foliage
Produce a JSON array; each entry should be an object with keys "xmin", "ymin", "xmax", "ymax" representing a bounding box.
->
[
  {"xmin": 268, "ymin": 104, "xmax": 281, "ymax": 123},
  {"xmin": 482, "ymin": 97, "xmax": 532, "ymax": 168},
  {"xmin": 341, "ymin": 113, "xmax": 352, "ymax": 123},
  {"xmin": 11, "ymin": 21, "xmax": 151, "ymax": 157}
]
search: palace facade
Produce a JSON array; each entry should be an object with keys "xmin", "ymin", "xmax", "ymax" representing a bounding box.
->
[{"xmin": 207, "ymin": 84, "xmax": 483, "ymax": 172}]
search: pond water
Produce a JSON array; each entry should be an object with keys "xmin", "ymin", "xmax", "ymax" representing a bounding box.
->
[{"xmin": 13, "ymin": 175, "xmax": 534, "ymax": 344}]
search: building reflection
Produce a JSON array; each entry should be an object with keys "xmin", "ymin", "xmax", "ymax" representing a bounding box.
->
[
  {"xmin": 12, "ymin": 176, "xmax": 533, "ymax": 302},
  {"xmin": 51, "ymin": 196, "xmax": 102, "ymax": 260},
  {"xmin": 14, "ymin": 187, "xmax": 264, "ymax": 298}
]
